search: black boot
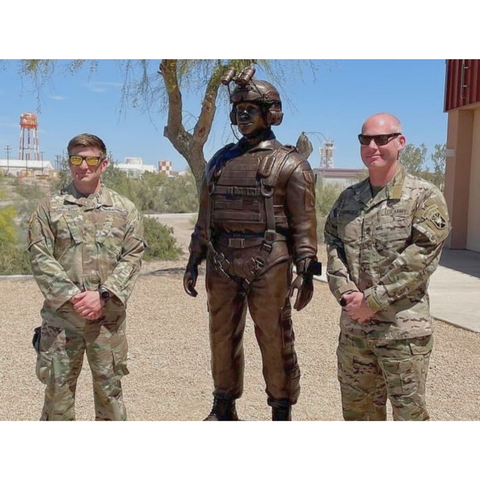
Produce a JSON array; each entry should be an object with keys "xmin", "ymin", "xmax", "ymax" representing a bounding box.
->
[
  {"xmin": 270, "ymin": 398, "xmax": 292, "ymax": 421},
  {"xmin": 204, "ymin": 396, "xmax": 239, "ymax": 421}
]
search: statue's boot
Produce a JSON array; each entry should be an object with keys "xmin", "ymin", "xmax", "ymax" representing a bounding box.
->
[
  {"xmin": 204, "ymin": 396, "xmax": 239, "ymax": 421},
  {"xmin": 271, "ymin": 399, "xmax": 292, "ymax": 421}
]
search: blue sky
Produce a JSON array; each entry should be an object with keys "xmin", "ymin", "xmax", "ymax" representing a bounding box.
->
[{"xmin": 0, "ymin": 59, "xmax": 447, "ymax": 172}]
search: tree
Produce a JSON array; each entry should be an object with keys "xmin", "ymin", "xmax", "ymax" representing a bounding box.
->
[
  {"xmin": 399, "ymin": 142, "xmax": 446, "ymax": 191},
  {"xmin": 16, "ymin": 60, "xmax": 318, "ymax": 193},
  {"xmin": 315, "ymin": 181, "xmax": 343, "ymax": 243},
  {"xmin": 428, "ymin": 143, "xmax": 446, "ymax": 190},
  {"xmin": 399, "ymin": 143, "xmax": 428, "ymax": 175}
]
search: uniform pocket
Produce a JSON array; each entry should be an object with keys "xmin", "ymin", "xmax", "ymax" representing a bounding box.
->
[
  {"xmin": 409, "ymin": 336, "xmax": 433, "ymax": 356},
  {"xmin": 375, "ymin": 217, "xmax": 411, "ymax": 242},
  {"xmin": 379, "ymin": 337, "xmax": 431, "ymax": 397},
  {"xmin": 111, "ymin": 330, "xmax": 129, "ymax": 378},
  {"xmin": 36, "ymin": 348, "xmax": 52, "ymax": 384}
]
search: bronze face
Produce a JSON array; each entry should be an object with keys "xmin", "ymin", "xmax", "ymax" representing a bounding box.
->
[{"xmin": 235, "ymin": 101, "xmax": 267, "ymax": 137}]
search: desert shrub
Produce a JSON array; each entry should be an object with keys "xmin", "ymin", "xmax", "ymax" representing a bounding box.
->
[
  {"xmin": 315, "ymin": 182, "xmax": 343, "ymax": 243},
  {"xmin": 142, "ymin": 217, "xmax": 183, "ymax": 261},
  {"xmin": 0, "ymin": 244, "xmax": 31, "ymax": 275}
]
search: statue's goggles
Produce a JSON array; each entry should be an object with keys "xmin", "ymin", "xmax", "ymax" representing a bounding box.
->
[
  {"xmin": 358, "ymin": 133, "xmax": 401, "ymax": 146},
  {"xmin": 69, "ymin": 155, "xmax": 104, "ymax": 167}
]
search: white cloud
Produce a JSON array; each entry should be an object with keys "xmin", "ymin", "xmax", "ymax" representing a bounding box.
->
[
  {"xmin": 50, "ymin": 95, "xmax": 66, "ymax": 101},
  {"xmin": 92, "ymin": 81, "xmax": 123, "ymax": 88},
  {"xmin": 85, "ymin": 81, "xmax": 123, "ymax": 93}
]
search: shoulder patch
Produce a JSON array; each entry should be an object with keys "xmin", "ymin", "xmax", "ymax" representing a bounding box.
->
[{"xmin": 428, "ymin": 210, "xmax": 447, "ymax": 230}]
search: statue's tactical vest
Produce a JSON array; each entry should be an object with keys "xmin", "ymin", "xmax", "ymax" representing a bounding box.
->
[
  {"xmin": 205, "ymin": 144, "xmax": 296, "ymax": 286},
  {"xmin": 211, "ymin": 150, "xmax": 266, "ymax": 232}
]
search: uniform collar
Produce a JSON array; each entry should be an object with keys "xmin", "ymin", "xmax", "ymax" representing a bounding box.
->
[
  {"xmin": 62, "ymin": 182, "xmax": 113, "ymax": 208},
  {"xmin": 354, "ymin": 163, "xmax": 405, "ymax": 208}
]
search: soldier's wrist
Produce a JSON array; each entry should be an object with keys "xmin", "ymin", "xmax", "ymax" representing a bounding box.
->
[
  {"xmin": 98, "ymin": 286, "xmax": 111, "ymax": 302},
  {"xmin": 363, "ymin": 287, "xmax": 382, "ymax": 312}
]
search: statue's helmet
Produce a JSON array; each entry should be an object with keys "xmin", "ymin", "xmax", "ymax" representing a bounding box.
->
[{"xmin": 229, "ymin": 80, "xmax": 283, "ymax": 126}]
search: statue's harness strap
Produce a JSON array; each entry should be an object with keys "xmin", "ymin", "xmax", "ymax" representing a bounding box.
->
[{"xmin": 206, "ymin": 145, "xmax": 296, "ymax": 290}]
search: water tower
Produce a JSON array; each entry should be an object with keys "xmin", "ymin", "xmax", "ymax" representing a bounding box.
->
[{"xmin": 18, "ymin": 112, "xmax": 40, "ymax": 161}]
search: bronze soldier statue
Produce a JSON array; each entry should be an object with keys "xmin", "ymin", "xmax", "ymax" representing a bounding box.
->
[{"xmin": 184, "ymin": 67, "xmax": 319, "ymax": 421}]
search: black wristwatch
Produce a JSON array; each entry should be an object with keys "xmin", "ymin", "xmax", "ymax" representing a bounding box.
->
[{"xmin": 99, "ymin": 287, "xmax": 110, "ymax": 302}]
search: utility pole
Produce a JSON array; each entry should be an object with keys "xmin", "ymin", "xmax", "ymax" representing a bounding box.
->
[
  {"xmin": 54, "ymin": 155, "xmax": 60, "ymax": 171},
  {"xmin": 4, "ymin": 145, "xmax": 11, "ymax": 175}
]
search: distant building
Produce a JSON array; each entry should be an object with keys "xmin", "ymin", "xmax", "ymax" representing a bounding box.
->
[
  {"xmin": 0, "ymin": 159, "xmax": 54, "ymax": 177},
  {"xmin": 314, "ymin": 167, "xmax": 365, "ymax": 189},
  {"xmin": 114, "ymin": 157, "xmax": 155, "ymax": 178}
]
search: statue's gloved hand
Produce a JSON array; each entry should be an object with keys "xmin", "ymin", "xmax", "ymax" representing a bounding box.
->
[
  {"xmin": 290, "ymin": 257, "xmax": 319, "ymax": 311},
  {"xmin": 183, "ymin": 260, "xmax": 199, "ymax": 297},
  {"xmin": 290, "ymin": 274, "xmax": 313, "ymax": 311}
]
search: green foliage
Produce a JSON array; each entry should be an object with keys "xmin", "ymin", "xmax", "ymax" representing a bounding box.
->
[
  {"xmin": 156, "ymin": 173, "xmax": 199, "ymax": 213},
  {"xmin": 0, "ymin": 205, "xmax": 17, "ymax": 245},
  {"xmin": 399, "ymin": 143, "xmax": 428, "ymax": 175},
  {"xmin": 316, "ymin": 182, "xmax": 343, "ymax": 243},
  {"xmin": 0, "ymin": 196, "xmax": 31, "ymax": 275},
  {"xmin": 102, "ymin": 168, "xmax": 198, "ymax": 214},
  {"xmin": 426, "ymin": 144, "xmax": 446, "ymax": 190},
  {"xmin": 142, "ymin": 217, "xmax": 183, "ymax": 261},
  {"xmin": 0, "ymin": 245, "xmax": 31, "ymax": 275},
  {"xmin": 52, "ymin": 160, "xmax": 71, "ymax": 191},
  {"xmin": 13, "ymin": 182, "xmax": 49, "ymax": 227},
  {"xmin": 400, "ymin": 143, "xmax": 446, "ymax": 191}
]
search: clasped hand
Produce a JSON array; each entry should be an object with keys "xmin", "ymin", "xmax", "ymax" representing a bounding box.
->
[
  {"xmin": 71, "ymin": 291, "xmax": 104, "ymax": 320},
  {"xmin": 341, "ymin": 291, "xmax": 375, "ymax": 323}
]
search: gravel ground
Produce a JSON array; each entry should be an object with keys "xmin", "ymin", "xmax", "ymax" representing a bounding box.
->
[{"xmin": 1, "ymin": 257, "xmax": 480, "ymax": 421}]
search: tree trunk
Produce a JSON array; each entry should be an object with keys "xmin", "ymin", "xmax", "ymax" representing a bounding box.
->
[{"xmin": 160, "ymin": 59, "xmax": 242, "ymax": 195}]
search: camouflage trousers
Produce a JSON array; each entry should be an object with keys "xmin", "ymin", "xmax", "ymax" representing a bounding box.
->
[
  {"xmin": 36, "ymin": 303, "xmax": 129, "ymax": 421},
  {"xmin": 206, "ymin": 259, "xmax": 300, "ymax": 405},
  {"xmin": 337, "ymin": 332, "xmax": 433, "ymax": 421}
]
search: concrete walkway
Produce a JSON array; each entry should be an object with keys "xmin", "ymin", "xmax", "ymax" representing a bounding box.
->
[
  {"xmin": 315, "ymin": 248, "xmax": 480, "ymax": 333},
  {"xmin": 429, "ymin": 249, "xmax": 480, "ymax": 333}
]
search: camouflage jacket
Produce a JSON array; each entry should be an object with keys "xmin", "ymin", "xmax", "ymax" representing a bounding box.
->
[
  {"xmin": 28, "ymin": 182, "xmax": 146, "ymax": 312},
  {"xmin": 325, "ymin": 164, "xmax": 450, "ymax": 339}
]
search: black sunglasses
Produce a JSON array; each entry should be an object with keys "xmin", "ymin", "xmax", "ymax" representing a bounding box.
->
[{"xmin": 358, "ymin": 133, "xmax": 402, "ymax": 146}]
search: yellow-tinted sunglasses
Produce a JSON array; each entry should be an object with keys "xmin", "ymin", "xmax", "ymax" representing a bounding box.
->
[{"xmin": 69, "ymin": 155, "xmax": 104, "ymax": 167}]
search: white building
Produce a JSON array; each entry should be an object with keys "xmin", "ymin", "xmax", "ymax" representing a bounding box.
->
[
  {"xmin": 0, "ymin": 159, "xmax": 54, "ymax": 177},
  {"xmin": 315, "ymin": 168, "xmax": 366, "ymax": 189},
  {"xmin": 114, "ymin": 157, "xmax": 155, "ymax": 178}
]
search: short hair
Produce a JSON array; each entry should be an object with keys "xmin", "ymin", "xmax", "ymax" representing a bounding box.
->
[{"xmin": 67, "ymin": 133, "xmax": 107, "ymax": 156}]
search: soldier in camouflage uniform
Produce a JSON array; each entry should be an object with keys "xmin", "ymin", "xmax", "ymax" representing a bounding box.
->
[
  {"xmin": 28, "ymin": 133, "xmax": 146, "ymax": 421},
  {"xmin": 325, "ymin": 113, "xmax": 450, "ymax": 421},
  {"xmin": 184, "ymin": 68, "xmax": 319, "ymax": 421}
]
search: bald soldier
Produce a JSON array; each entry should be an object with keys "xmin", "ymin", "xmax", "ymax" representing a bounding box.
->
[{"xmin": 325, "ymin": 113, "xmax": 450, "ymax": 421}]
